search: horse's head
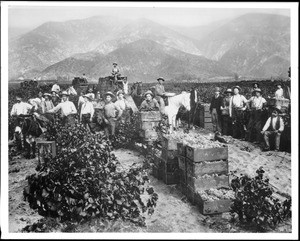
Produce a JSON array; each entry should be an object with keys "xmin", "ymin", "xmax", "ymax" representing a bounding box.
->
[
  {"xmin": 181, "ymin": 92, "xmax": 191, "ymax": 111},
  {"xmin": 136, "ymin": 82, "xmax": 142, "ymax": 95}
]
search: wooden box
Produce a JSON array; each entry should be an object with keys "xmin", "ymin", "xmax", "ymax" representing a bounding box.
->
[
  {"xmin": 186, "ymin": 146, "xmax": 228, "ymax": 162},
  {"xmin": 185, "ymin": 186, "xmax": 232, "ymax": 214},
  {"xmin": 161, "ymin": 148, "xmax": 178, "ymax": 161},
  {"xmin": 178, "ymin": 155, "xmax": 186, "ymax": 173},
  {"xmin": 36, "ymin": 140, "xmax": 56, "ymax": 165},
  {"xmin": 177, "ymin": 142, "xmax": 186, "ymax": 156},
  {"xmin": 139, "ymin": 130, "xmax": 158, "ymax": 140},
  {"xmin": 161, "ymin": 165, "xmax": 179, "ymax": 185},
  {"xmin": 187, "ymin": 174, "xmax": 230, "ymax": 192},
  {"xmin": 139, "ymin": 111, "xmax": 161, "ymax": 121},
  {"xmin": 140, "ymin": 121, "xmax": 159, "ymax": 130},
  {"xmin": 161, "ymin": 136, "xmax": 178, "ymax": 150},
  {"xmin": 178, "ymin": 165, "xmax": 187, "ymax": 184},
  {"xmin": 186, "ymin": 158, "xmax": 228, "ymax": 177}
]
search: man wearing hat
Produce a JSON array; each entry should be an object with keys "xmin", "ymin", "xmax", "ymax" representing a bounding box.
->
[
  {"xmin": 154, "ymin": 77, "xmax": 166, "ymax": 109},
  {"xmin": 10, "ymin": 94, "xmax": 34, "ymax": 150},
  {"xmin": 80, "ymin": 94, "xmax": 95, "ymax": 130},
  {"xmin": 51, "ymin": 79, "xmax": 61, "ymax": 93},
  {"xmin": 41, "ymin": 93, "xmax": 54, "ymax": 113},
  {"xmin": 46, "ymin": 91, "xmax": 77, "ymax": 126},
  {"xmin": 51, "ymin": 91, "xmax": 60, "ymax": 106},
  {"xmin": 209, "ymin": 87, "xmax": 223, "ymax": 133},
  {"xmin": 229, "ymin": 86, "xmax": 248, "ymax": 140},
  {"xmin": 140, "ymin": 90, "xmax": 160, "ymax": 111},
  {"xmin": 246, "ymin": 88, "xmax": 267, "ymax": 143},
  {"xmin": 86, "ymin": 87, "xmax": 95, "ymax": 100},
  {"xmin": 261, "ymin": 108, "xmax": 284, "ymax": 151},
  {"xmin": 111, "ymin": 62, "xmax": 121, "ymax": 84},
  {"xmin": 275, "ymin": 83, "xmax": 284, "ymax": 99},
  {"xmin": 220, "ymin": 88, "xmax": 233, "ymax": 136},
  {"xmin": 115, "ymin": 90, "xmax": 131, "ymax": 123},
  {"xmin": 103, "ymin": 91, "xmax": 123, "ymax": 138}
]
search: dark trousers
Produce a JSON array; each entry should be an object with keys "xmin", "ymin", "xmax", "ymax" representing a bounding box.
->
[
  {"xmin": 232, "ymin": 109, "xmax": 246, "ymax": 139},
  {"xmin": 211, "ymin": 108, "xmax": 222, "ymax": 133},
  {"xmin": 221, "ymin": 115, "xmax": 232, "ymax": 136},
  {"xmin": 264, "ymin": 131, "xmax": 281, "ymax": 150},
  {"xmin": 104, "ymin": 117, "xmax": 117, "ymax": 137},
  {"xmin": 246, "ymin": 110, "xmax": 263, "ymax": 142},
  {"xmin": 82, "ymin": 113, "xmax": 91, "ymax": 129}
]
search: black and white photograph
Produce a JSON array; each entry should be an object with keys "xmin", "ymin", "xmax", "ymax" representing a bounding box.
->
[{"xmin": 1, "ymin": 1, "xmax": 298, "ymax": 239}]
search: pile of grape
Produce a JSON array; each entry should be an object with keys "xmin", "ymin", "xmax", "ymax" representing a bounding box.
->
[
  {"xmin": 198, "ymin": 188, "xmax": 235, "ymax": 202},
  {"xmin": 164, "ymin": 130, "xmax": 225, "ymax": 149}
]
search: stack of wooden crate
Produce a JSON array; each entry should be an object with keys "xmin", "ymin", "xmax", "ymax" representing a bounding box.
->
[
  {"xmin": 177, "ymin": 142, "xmax": 187, "ymax": 194},
  {"xmin": 178, "ymin": 144, "xmax": 233, "ymax": 214},
  {"xmin": 159, "ymin": 136, "xmax": 180, "ymax": 185},
  {"xmin": 138, "ymin": 111, "xmax": 161, "ymax": 142},
  {"xmin": 199, "ymin": 104, "xmax": 213, "ymax": 131}
]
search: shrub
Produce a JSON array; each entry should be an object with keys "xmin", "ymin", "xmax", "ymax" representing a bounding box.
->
[{"xmin": 230, "ymin": 167, "xmax": 291, "ymax": 231}]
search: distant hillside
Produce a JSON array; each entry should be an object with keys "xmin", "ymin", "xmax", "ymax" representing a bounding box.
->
[{"xmin": 41, "ymin": 39, "xmax": 232, "ymax": 82}]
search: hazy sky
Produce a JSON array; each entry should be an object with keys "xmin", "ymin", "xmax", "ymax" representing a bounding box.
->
[{"xmin": 8, "ymin": 3, "xmax": 290, "ymax": 29}]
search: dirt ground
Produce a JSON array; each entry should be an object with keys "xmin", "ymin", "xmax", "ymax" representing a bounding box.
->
[{"xmin": 7, "ymin": 133, "xmax": 292, "ymax": 233}]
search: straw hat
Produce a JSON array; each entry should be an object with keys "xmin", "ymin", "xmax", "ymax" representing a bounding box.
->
[
  {"xmin": 144, "ymin": 90, "xmax": 154, "ymax": 97},
  {"xmin": 61, "ymin": 91, "xmax": 69, "ymax": 96},
  {"xmin": 232, "ymin": 86, "xmax": 241, "ymax": 91},
  {"xmin": 224, "ymin": 88, "xmax": 233, "ymax": 94},
  {"xmin": 157, "ymin": 77, "xmax": 165, "ymax": 82},
  {"xmin": 104, "ymin": 91, "xmax": 115, "ymax": 98},
  {"xmin": 252, "ymin": 88, "xmax": 262, "ymax": 94}
]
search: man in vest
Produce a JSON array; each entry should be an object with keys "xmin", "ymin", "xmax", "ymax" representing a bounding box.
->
[
  {"xmin": 246, "ymin": 88, "xmax": 267, "ymax": 143},
  {"xmin": 229, "ymin": 86, "xmax": 248, "ymax": 140},
  {"xmin": 220, "ymin": 88, "xmax": 233, "ymax": 136},
  {"xmin": 46, "ymin": 91, "xmax": 77, "ymax": 126},
  {"xmin": 155, "ymin": 77, "xmax": 166, "ymax": 109},
  {"xmin": 261, "ymin": 108, "xmax": 284, "ymax": 151},
  {"xmin": 209, "ymin": 87, "xmax": 223, "ymax": 134}
]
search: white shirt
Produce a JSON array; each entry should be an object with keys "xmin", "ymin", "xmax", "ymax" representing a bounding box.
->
[
  {"xmin": 86, "ymin": 93, "xmax": 95, "ymax": 100},
  {"xmin": 114, "ymin": 99, "xmax": 128, "ymax": 111},
  {"xmin": 262, "ymin": 116, "xmax": 284, "ymax": 132},
  {"xmin": 48, "ymin": 100, "xmax": 77, "ymax": 117},
  {"xmin": 80, "ymin": 101, "xmax": 95, "ymax": 117},
  {"xmin": 78, "ymin": 96, "xmax": 85, "ymax": 107},
  {"xmin": 51, "ymin": 84, "xmax": 61, "ymax": 93},
  {"xmin": 229, "ymin": 94, "xmax": 247, "ymax": 116},
  {"xmin": 275, "ymin": 88, "xmax": 284, "ymax": 99},
  {"xmin": 10, "ymin": 102, "xmax": 33, "ymax": 116},
  {"xmin": 28, "ymin": 97, "xmax": 44, "ymax": 110},
  {"xmin": 123, "ymin": 81, "xmax": 129, "ymax": 95},
  {"xmin": 248, "ymin": 96, "xmax": 266, "ymax": 110}
]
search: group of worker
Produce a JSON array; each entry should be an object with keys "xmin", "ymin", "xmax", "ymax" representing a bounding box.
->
[{"xmin": 209, "ymin": 83, "xmax": 286, "ymax": 151}]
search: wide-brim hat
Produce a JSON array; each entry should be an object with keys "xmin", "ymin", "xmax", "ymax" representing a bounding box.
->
[
  {"xmin": 252, "ymin": 88, "xmax": 262, "ymax": 94},
  {"xmin": 43, "ymin": 93, "xmax": 52, "ymax": 98},
  {"xmin": 252, "ymin": 82, "xmax": 260, "ymax": 87},
  {"xmin": 83, "ymin": 94, "xmax": 92, "ymax": 100},
  {"xmin": 144, "ymin": 90, "xmax": 154, "ymax": 97},
  {"xmin": 224, "ymin": 88, "xmax": 233, "ymax": 94},
  {"xmin": 61, "ymin": 91, "xmax": 69, "ymax": 96},
  {"xmin": 272, "ymin": 107, "xmax": 282, "ymax": 114},
  {"xmin": 104, "ymin": 91, "xmax": 115, "ymax": 98},
  {"xmin": 214, "ymin": 87, "xmax": 221, "ymax": 92},
  {"xmin": 157, "ymin": 77, "xmax": 165, "ymax": 81},
  {"xmin": 113, "ymin": 62, "xmax": 117, "ymax": 65},
  {"xmin": 116, "ymin": 90, "xmax": 124, "ymax": 96},
  {"xmin": 232, "ymin": 86, "xmax": 241, "ymax": 91},
  {"xmin": 51, "ymin": 90, "xmax": 58, "ymax": 94},
  {"xmin": 276, "ymin": 82, "xmax": 282, "ymax": 87},
  {"xmin": 16, "ymin": 95, "xmax": 22, "ymax": 100}
]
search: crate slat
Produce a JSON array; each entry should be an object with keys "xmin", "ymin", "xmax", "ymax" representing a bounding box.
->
[
  {"xmin": 139, "ymin": 111, "xmax": 161, "ymax": 121},
  {"xmin": 186, "ymin": 158, "xmax": 228, "ymax": 177},
  {"xmin": 187, "ymin": 174, "xmax": 230, "ymax": 191},
  {"xmin": 161, "ymin": 164, "xmax": 179, "ymax": 185},
  {"xmin": 177, "ymin": 143, "xmax": 186, "ymax": 156},
  {"xmin": 186, "ymin": 146, "xmax": 228, "ymax": 162},
  {"xmin": 161, "ymin": 148, "xmax": 178, "ymax": 160},
  {"xmin": 139, "ymin": 120, "xmax": 160, "ymax": 130}
]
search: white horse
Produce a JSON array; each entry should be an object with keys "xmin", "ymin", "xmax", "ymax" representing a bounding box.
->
[
  {"xmin": 163, "ymin": 91, "xmax": 191, "ymax": 133},
  {"xmin": 66, "ymin": 85, "xmax": 77, "ymax": 96}
]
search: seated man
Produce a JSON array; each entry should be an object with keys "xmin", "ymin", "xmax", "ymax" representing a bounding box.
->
[
  {"xmin": 140, "ymin": 90, "xmax": 160, "ymax": 111},
  {"xmin": 111, "ymin": 62, "xmax": 121, "ymax": 84},
  {"xmin": 261, "ymin": 108, "xmax": 284, "ymax": 152}
]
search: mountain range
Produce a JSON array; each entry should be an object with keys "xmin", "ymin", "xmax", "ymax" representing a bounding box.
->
[{"xmin": 8, "ymin": 13, "xmax": 290, "ymax": 82}]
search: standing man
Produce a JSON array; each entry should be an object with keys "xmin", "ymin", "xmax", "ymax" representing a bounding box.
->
[
  {"xmin": 111, "ymin": 62, "xmax": 121, "ymax": 84},
  {"xmin": 51, "ymin": 91, "xmax": 60, "ymax": 107},
  {"xmin": 51, "ymin": 79, "xmax": 61, "ymax": 94},
  {"xmin": 103, "ymin": 91, "xmax": 123, "ymax": 138},
  {"xmin": 220, "ymin": 88, "xmax": 233, "ymax": 136},
  {"xmin": 80, "ymin": 94, "xmax": 94, "ymax": 130},
  {"xmin": 246, "ymin": 88, "xmax": 267, "ymax": 143},
  {"xmin": 41, "ymin": 93, "xmax": 54, "ymax": 114},
  {"xmin": 275, "ymin": 83, "xmax": 284, "ymax": 99},
  {"xmin": 155, "ymin": 77, "xmax": 166, "ymax": 110},
  {"xmin": 139, "ymin": 90, "xmax": 160, "ymax": 111},
  {"xmin": 46, "ymin": 91, "xmax": 77, "ymax": 126},
  {"xmin": 115, "ymin": 90, "xmax": 131, "ymax": 123},
  {"xmin": 209, "ymin": 87, "xmax": 223, "ymax": 134},
  {"xmin": 229, "ymin": 86, "xmax": 248, "ymax": 140},
  {"xmin": 261, "ymin": 108, "xmax": 284, "ymax": 151}
]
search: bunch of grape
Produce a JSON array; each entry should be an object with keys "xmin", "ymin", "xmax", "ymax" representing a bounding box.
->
[{"xmin": 198, "ymin": 188, "xmax": 235, "ymax": 201}]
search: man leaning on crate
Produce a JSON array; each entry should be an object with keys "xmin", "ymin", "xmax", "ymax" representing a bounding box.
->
[{"xmin": 139, "ymin": 90, "xmax": 160, "ymax": 111}]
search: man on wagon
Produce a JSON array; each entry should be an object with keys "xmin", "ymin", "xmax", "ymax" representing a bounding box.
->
[
  {"xmin": 154, "ymin": 77, "xmax": 166, "ymax": 109},
  {"xmin": 229, "ymin": 86, "xmax": 248, "ymax": 140},
  {"xmin": 46, "ymin": 91, "xmax": 77, "ymax": 126},
  {"xmin": 140, "ymin": 90, "xmax": 160, "ymax": 111},
  {"xmin": 111, "ymin": 62, "xmax": 121, "ymax": 84}
]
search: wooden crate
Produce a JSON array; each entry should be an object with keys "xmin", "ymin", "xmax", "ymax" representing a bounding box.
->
[
  {"xmin": 36, "ymin": 140, "xmax": 56, "ymax": 165},
  {"xmin": 139, "ymin": 111, "xmax": 161, "ymax": 121},
  {"xmin": 186, "ymin": 186, "xmax": 232, "ymax": 214},
  {"xmin": 187, "ymin": 174, "xmax": 230, "ymax": 192},
  {"xmin": 162, "ymin": 159, "xmax": 178, "ymax": 173},
  {"xmin": 161, "ymin": 165, "xmax": 179, "ymax": 185},
  {"xmin": 177, "ymin": 142, "xmax": 186, "ymax": 156},
  {"xmin": 140, "ymin": 121, "xmax": 159, "ymax": 130},
  {"xmin": 186, "ymin": 145, "xmax": 228, "ymax": 162},
  {"xmin": 161, "ymin": 136, "xmax": 178, "ymax": 150},
  {"xmin": 178, "ymin": 165, "xmax": 187, "ymax": 184},
  {"xmin": 139, "ymin": 129, "xmax": 158, "ymax": 140},
  {"xmin": 178, "ymin": 155, "xmax": 186, "ymax": 173},
  {"xmin": 186, "ymin": 158, "xmax": 228, "ymax": 177},
  {"xmin": 161, "ymin": 148, "xmax": 178, "ymax": 161}
]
